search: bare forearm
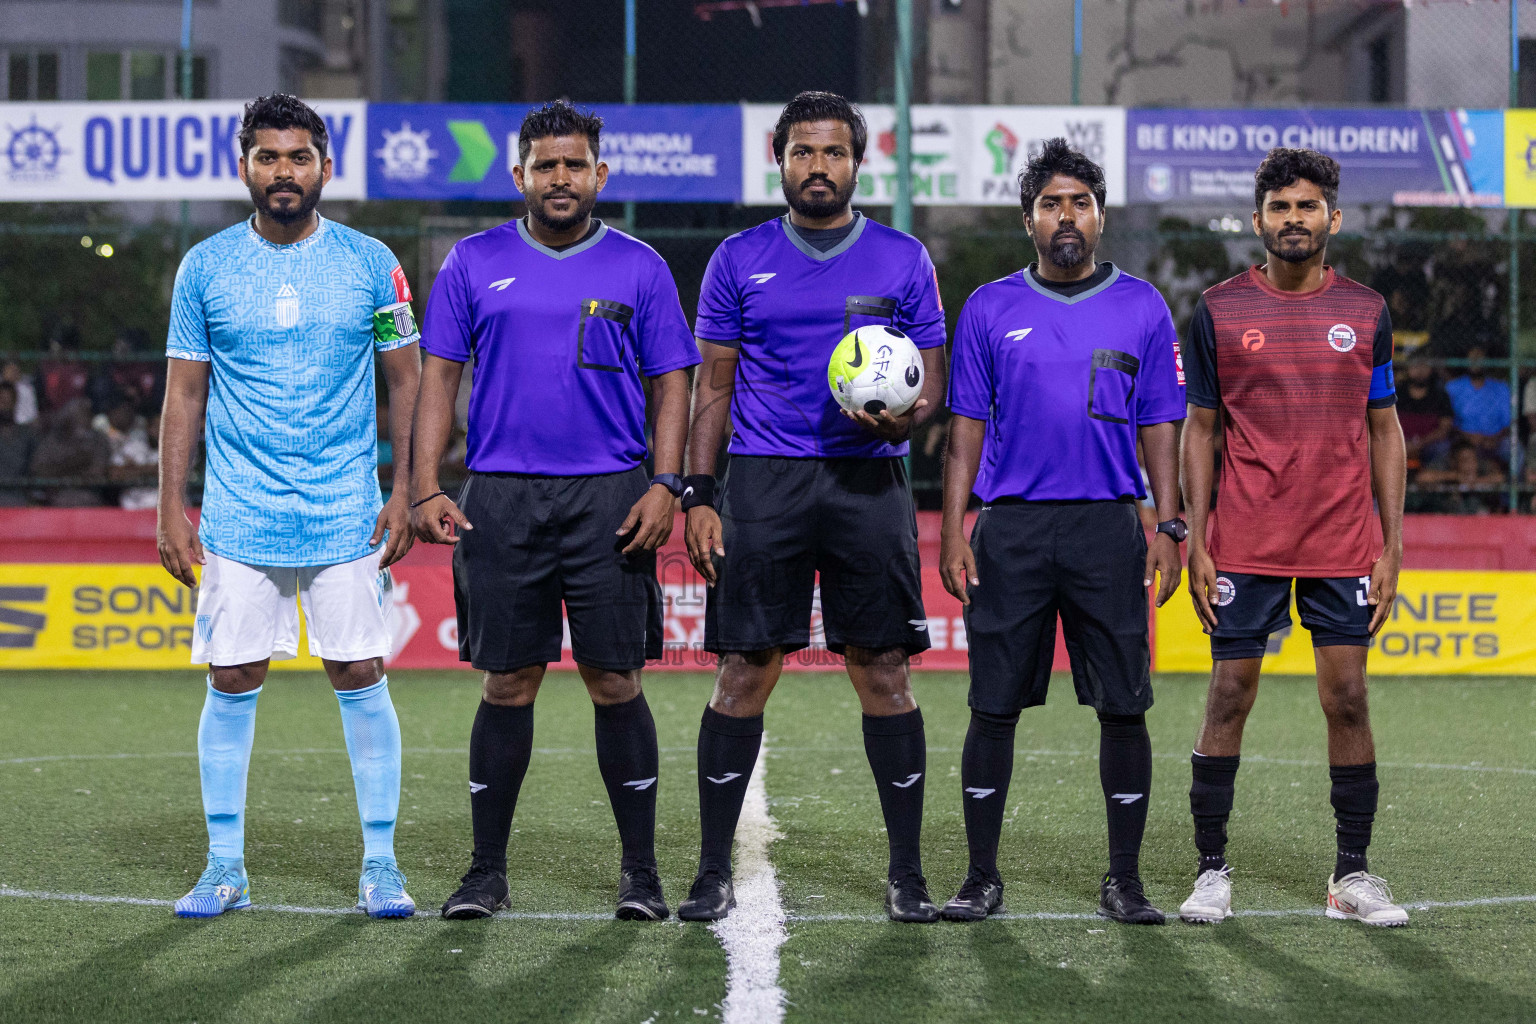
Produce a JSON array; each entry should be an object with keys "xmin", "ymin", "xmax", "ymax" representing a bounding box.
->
[
  {"xmin": 1370, "ymin": 410, "xmax": 1407, "ymax": 553},
  {"xmin": 1181, "ymin": 409, "xmax": 1217, "ymax": 550},
  {"xmin": 913, "ymin": 347, "xmax": 946, "ymax": 429},
  {"xmin": 687, "ymin": 344, "xmax": 738, "ymax": 477},
  {"xmin": 1139, "ymin": 420, "xmax": 1180, "ymax": 521},
  {"xmin": 158, "ymin": 362, "xmax": 208, "ymax": 511},
  {"xmin": 942, "ymin": 416, "xmax": 984, "ymax": 536},
  {"xmin": 648, "ymin": 368, "xmax": 689, "ymax": 476},
  {"xmin": 411, "ymin": 357, "xmax": 462, "ymax": 500},
  {"xmin": 382, "ymin": 349, "xmax": 421, "ymax": 492}
]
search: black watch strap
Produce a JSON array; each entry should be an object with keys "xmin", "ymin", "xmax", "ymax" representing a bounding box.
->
[
  {"xmin": 1156, "ymin": 517, "xmax": 1188, "ymax": 543},
  {"xmin": 650, "ymin": 473, "xmax": 684, "ymax": 497}
]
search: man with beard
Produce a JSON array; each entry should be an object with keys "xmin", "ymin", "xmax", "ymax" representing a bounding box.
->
[
  {"xmin": 412, "ymin": 100, "xmax": 699, "ymax": 921},
  {"xmin": 939, "ymin": 138, "xmax": 1185, "ymax": 924},
  {"xmin": 159, "ymin": 94, "xmax": 422, "ymax": 918},
  {"xmin": 680, "ymin": 91, "xmax": 947, "ymax": 923},
  {"xmin": 1177, "ymin": 148, "xmax": 1408, "ymax": 926}
]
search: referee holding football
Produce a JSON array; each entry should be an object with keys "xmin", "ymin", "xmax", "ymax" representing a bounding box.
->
[
  {"xmin": 939, "ymin": 140, "xmax": 1185, "ymax": 925},
  {"xmin": 411, "ymin": 101, "xmax": 700, "ymax": 922}
]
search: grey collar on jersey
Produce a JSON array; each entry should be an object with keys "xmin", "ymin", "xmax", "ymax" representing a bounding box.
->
[
  {"xmin": 516, "ymin": 217, "xmax": 608, "ymax": 260},
  {"xmin": 1022, "ymin": 262, "xmax": 1121, "ymax": 305},
  {"xmin": 246, "ymin": 212, "xmax": 329, "ymax": 252},
  {"xmin": 780, "ymin": 211, "xmax": 867, "ymax": 262}
]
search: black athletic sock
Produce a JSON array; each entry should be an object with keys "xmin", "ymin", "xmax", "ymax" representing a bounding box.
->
[
  {"xmin": 468, "ymin": 700, "xmax": 534, "ymax": 875},
  {"xmin": 593, "ymin": 693, "xmax": 660, "ymax": 872},
  {"xmin": 696, "ymin": 705, "xmax": 763, "ymax": 877},
  {"xmin": 1330, "ymin": 762, "xmax": 1378, "ymax": 879},
  {"xmin": 959, "ymin": 709, "xmax": 1018, "ymax": 882},
  {"xmin": 1098, "ymin": 712, "xmax": 1152, "ymax": 879},
  {"xmin": 862, "ymin": 707, "xmax": 927, "ymax": 880},
  {"xmin": 1190, "ymin": 752, "xmax": 1240, "ymax": 876}
]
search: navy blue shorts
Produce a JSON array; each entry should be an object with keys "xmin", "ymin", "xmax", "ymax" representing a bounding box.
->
[{"xmin": 1209, "ymin": 571, "xmax": 1373, "ymax": 661}]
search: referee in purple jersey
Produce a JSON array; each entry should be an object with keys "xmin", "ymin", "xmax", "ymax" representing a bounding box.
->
[
  {"xmin": 939, "ymin": 140, "xmax": 1186, "ymax": 925},
  {"xmin": 679, "ymin": 92, "xmax": 948, "ymax": 924},
  {"xmin": 410, "ymin": 101, "xmax": 700, "ymax": 922}
]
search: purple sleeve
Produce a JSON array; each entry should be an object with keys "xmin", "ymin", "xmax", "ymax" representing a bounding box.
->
[
  {"xmin": 637, "ymin": 255, "xmax": 703, "ymax": 376},
  {"xmin": 693, "ymin": 242, "xmax": 742, "ymax": 344},
  {"xmin": 946, "ymin": 292, "xmax": 992, "ymax": 420},
  {"xmin": 420, "ymin": 245, "xmax": 473, "ymax": 363},
  {"xmin": 1135, "ymin": 290, "xmax": 1186, "ymax": 425},
  {"xmin": 898, "ymin": 244, "xmax": 947, "ymax": 350}
]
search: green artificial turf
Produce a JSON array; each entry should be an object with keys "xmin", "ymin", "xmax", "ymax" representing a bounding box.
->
[{"xmin": 0, "ymin": 670, "xmax": 1532, "ymax": 1023}]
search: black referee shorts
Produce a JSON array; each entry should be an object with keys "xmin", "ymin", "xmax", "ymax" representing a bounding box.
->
[
  {"xmin": 1209, "ymin": 572, "xmax": 1374, "ymax": 660},
  {"xmin": 452, "ymin": 468, "xmax": 663, "ymax": 673},
  {"xmin": 703, "ymin": 455, "xmax": 930, "ymax": 657},
  {"xmin": 964, "ymin": 499, "xmax": 1151, "ymax": 716}
]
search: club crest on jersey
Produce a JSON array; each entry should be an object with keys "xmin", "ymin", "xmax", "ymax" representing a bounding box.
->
[
  {"xmin": 275, "ymin": 282, "xmax": 301, "ymax": 329},
  {"xmin": 1214, "ymin": 576, "xmax": 1237, "ymax": 607},
  {"xmin": 1241, "ymin": 328, "xmax": 1265, "ymax": 352},
  {"xmin": 1327, "ymin": 323, "xmax": 1357, "ymax": 353}
]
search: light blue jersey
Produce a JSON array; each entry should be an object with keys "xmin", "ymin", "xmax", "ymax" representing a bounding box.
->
[{"xmin": 167, "ymin": 215, "xmax": 419, "ymax": 567}]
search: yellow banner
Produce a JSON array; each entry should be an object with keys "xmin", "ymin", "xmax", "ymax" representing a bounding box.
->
[
  {"xmin": 1156, "ymin": 570, "xmax": 1536, "ymax": 675},
  {"xmin": 1505, "ymin": 111, "xmax": 1536, "ymax": 208},
  {"xmin": 0, "ymin": 564, "xmax": 324, "ymax": 670}
]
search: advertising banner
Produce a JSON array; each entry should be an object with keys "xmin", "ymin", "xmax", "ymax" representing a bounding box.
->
[
  {"xmin": 741, "ymin": 104, "xmax": 1127, "ymax": 207},
  {"xmin": 1155, "ymin": 570, "xmax": 1536, "ymax": 675},
  {"xmin": 1504, "ymin": 109, "xmax": 1536, "ymax": 207},
  {"xmin": 1127, "ymin": 108, "xmax": 1503, "ymax": 207},
  {"xmin": 0, "ymin": 101, "xmax": 367, "ymax": 201},
  {"xmin": 367, "ymin": 103, "xmax": 741, "ymax": 202}
]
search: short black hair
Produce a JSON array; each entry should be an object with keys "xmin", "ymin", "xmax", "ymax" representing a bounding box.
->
[
  {"xmin": 518, "ymin": 99, "xmax": 603, "ymax": 165},
  {"xmin": 1254, "ymin": 148, "xmax": 1340, "ymax": 211},
  {"xmin": 1018, "ymin": 138, "xmax": 1106, "ymax": 214},
  {"xmin": 772, "ymin": 91, "xmax": 867, "ymax": 164},
  {"xmin": 239, "ymin": 93, "xmax": 328, "ymax": 160}
]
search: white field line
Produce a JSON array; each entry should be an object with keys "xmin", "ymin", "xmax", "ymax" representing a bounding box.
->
[
  {"xmin": 2, "ymin": 886, "xmax": 1533, "ymax": 924},
  {"xmin": 710, "ymin": 735, "xmax": 788, "ymax": 1024},
  {"xmin": 0, "ymin": 747, "xmax": 700, "ymax": 766}
]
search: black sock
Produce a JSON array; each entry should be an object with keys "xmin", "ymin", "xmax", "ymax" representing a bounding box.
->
[
  {"xmin": 1190, "ymin": 752, "xmax": 1240, "ymax": 876},
  {"xmin": 696, "ymin": 705, "xmax": 762, "ymax": 877},
  {"xmin": 1330, "ymin": 762, "xmax": 1378, "ymax": 879},
  {"xmin": 1098, "ymin": 712, "xmax": 1152, "ymax": 880},
  {"xmin": 960, "ymin": 709, "xmax": 1018, "ymax": 882},
  {"xmin": 863, "ymin": 708, "xmax": 927, "ymax": 880},
  {"xmin": 593, "ymin": 693, "xmax": 659, "ymax": 872},
  {"xmin": 468, "ymin": 700, "xmax": 534, "ymax": 875}
]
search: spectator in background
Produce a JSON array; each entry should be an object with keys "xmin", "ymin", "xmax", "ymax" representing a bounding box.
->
[
  {"xmin": 89, "ymin": 329, "xmax": 164, "ymax": 415},
  {"xmin": 111, "ymin": 408, "xmax": 160, "ymax": 510},
  {"xmin": 1426, "ymin": 242, "xmax": 1499, "ymax": 358},
  {"xmin": 29, "ymin": 397, "xmax": 109, "ymax": 507},
  {"xmin": 0, "ymin": 382, "xmax": 37, "ymax": 506},
  {"xmin": 1396, "ymin": 358, "xmax": 1455, "ymax": 473},
  {"xmin": 1371, "ymin": 251, "xmax": 1429, "ymax": 332},
  {"xmin": 38, "ymin": 325, "xmax": 89, "ymax": 413},
  {"xmin": 1418, "ymin": 443, "xmax": 1507, "ymax": 514},
  {"xmin": 3, "ymin": 360, "xmax": 38, "ymax": 424},
  {"xmin": 1445, "ymin": 346, "xmax": 1513, "ymax": 463}
]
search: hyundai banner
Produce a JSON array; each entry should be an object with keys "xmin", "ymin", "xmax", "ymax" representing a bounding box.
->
[
  {"xmin": 1128, "ymin": 108, "xmax": 1504, "ymax": 207},
  {"xmin": 0, "ymin": 101, "xmax": 367, "ymax": 201},
  {"xmin": 367, "ymin": 103, "xmax": 741, "ymax": 202}
]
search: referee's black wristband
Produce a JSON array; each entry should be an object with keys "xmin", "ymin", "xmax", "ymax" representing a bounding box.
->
[
  {"xmin": 409, "ymin": 489, "xmax": 449, "ymax": 510},
  {"xmin": 681, "ymin": 475, "xmax": 716, "ymax": 511}
]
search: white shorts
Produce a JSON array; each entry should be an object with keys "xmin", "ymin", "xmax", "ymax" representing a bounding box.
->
[{"xmin": 192, "ymin": 549, "xmax": 394, "ymax": 666}]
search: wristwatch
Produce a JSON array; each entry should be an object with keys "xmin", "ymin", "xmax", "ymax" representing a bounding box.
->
[
  {"xmin": 1156, "ymin": 517, "xmax": 1189, "ymax": 543},
  {"xmin": 650, "ymin": 473, "xmax": 684, "ymax": 497}
]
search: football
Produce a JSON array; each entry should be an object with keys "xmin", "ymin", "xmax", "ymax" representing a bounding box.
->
[{"xmin": 827, "ymin": 324, "xmax": 925, "ymax": 417}]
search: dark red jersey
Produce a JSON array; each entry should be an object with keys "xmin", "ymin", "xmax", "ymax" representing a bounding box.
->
[{"xmin": 1184, "ymin": 266, "xmax": 1396, "ymax": 577}]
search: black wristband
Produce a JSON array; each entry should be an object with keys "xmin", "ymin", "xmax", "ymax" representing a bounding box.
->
[
  {"xmin": 409, "ymin": 489, "xmax": 449, "ymax": 510},
  {"xmin": 681, "ymin": 474, "xmax": 716, "ymax": 511}
]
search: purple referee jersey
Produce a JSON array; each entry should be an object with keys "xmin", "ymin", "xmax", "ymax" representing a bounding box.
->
[
  {"xmin": 694, "ymin": 213, "xmax": 946, "ymax": 459},
  {"xmin": 947, "ymin": 264, "xmax": 1186, "ymax": 502},
  {"xmin": 421, "ymin": 219, "xmax": 700, "ymax": 476}
]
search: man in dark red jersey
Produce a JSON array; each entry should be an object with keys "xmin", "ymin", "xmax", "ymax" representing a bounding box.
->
[{"xmin": 1177, "ymin": 149, "xmax": 1408, "ymax": 927}]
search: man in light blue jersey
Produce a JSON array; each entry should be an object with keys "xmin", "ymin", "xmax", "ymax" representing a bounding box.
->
[{"xmin": 157, "ymin": 94, "xmax": 422, "ymax": 919}]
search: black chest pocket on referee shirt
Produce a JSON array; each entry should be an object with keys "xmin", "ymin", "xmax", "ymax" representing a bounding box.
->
[
  {"xmin": 1087, "ymin": 349, "xmax": 1139, "ymax": 425},
  {"xmin": 844, "ymin": 295, "xmax": 898, "ymax": 335},
  {"xmin": 578, "ymin": 299, "xmax": 635, "ymax": 372}
]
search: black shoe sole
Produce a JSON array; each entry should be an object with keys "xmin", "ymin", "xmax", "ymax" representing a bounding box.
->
[
  {"xmin": 616, "ymin": 901, "xmax": 670, "ymax": 921},
  {"xmin": 1097, "ymin": 907, "xmax": 1166, "ymax": 925},
  {"xmin": 441, "ymin": 897, "xmax": 509, "ymax": 920},
  {"xmin": 677, "ymin": 897, "xmax": 735, "ymax": 922},
  {"xmin": 940, "ymin": 900, "xmax": 1004, "ymax": 922},
  {"xmin": 888, "ymin": 907, "xmax": 940, "ymax": 923}
]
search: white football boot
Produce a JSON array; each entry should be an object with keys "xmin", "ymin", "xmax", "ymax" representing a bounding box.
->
[
  {"xmin": 1179, "ymin": 866, "xmax": 1233, "ymax": 924},
  {"xmin": 1326, "ymin": 871, "xmax": 1409, "ymax": 927}
]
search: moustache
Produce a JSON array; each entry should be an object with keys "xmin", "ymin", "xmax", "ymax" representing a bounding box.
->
[
  {"xmin": 800, "ymin": 177, "xmax": 834, "ymax": 191},
  {"xmin": 1052, "ymin": 228, "xmax": 1085, "ymax": 244},
  {"xmin": 265, "ymin": 184, "xmax": 303, "ymax": 195},
  {"xmin": 1279, "ymin": 228, "xmax": 1311, "ymax": 239}
]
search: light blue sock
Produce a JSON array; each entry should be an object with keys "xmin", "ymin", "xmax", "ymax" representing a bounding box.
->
[
  {"xmin": 335, "ymin": 676, "xmax": 402, "ymax": 861},
  {"xmin": 198, "ymin": 678, "xmax": 261, "ymax": 862}
]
